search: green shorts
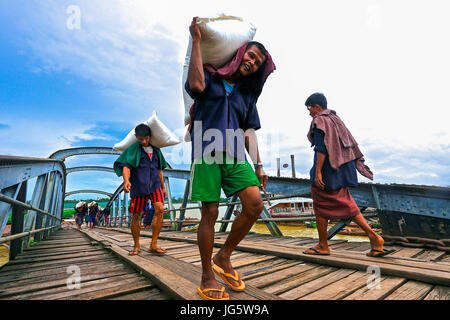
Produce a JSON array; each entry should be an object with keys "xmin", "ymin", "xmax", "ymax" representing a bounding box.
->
[{"xmin": 189, "ymin": 153, "xmax": 261, "ymax": 202}]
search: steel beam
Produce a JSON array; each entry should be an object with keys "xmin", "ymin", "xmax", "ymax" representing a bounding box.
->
[
  {"xmin": 65, "ymin": 190, "xmax": 113, "ymax": 198},
  {"xmin": 0, "ymin": 157, "xmax": 66, "ymax": 190},
  {"xmin": 49, "ymin": 147, "xmax": 121, "ymax": 161},
  {"xmin": 66, "ymin": 166, "xmax": 115, "ymax": 175}
]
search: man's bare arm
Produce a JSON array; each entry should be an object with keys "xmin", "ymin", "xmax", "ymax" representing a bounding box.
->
[
  {"xmin": 245, "ymin": 129, "xmax": 268, "ymax": 190},
  {"xmin": 315, "ymin": 152, "xmax": 326, "ymax": 190},
  {"xmin": 123, "ymin": 166, "xmax": 131, "ymax": 193},
  {"xmin": 187, "ymin": 17, "xmax": 205, "ymax": 93}
]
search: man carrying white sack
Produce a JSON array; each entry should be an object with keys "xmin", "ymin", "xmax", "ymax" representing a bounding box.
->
[
  {"xmin": 113, "ymin": 124, "xmax": 168, "ymax": 256},
  {"xmin": 185, "ymin": 17, "xmax": 276, "ymax": 300}
]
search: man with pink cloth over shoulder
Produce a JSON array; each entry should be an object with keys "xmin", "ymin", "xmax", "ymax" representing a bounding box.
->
[
  {"xmin": 185, "ymin": 17, "xmax": 276, "ymax": 300},
  {"xmin": 303, "ymin": 92, "xmax": 395, "ymax": 258}
]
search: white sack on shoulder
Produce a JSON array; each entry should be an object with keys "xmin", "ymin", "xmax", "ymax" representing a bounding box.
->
[
  {"xmin": 113, "ymin": 110, "xmax": 182, "ymax": 152},
  {"xmin": 182, "ymin": 14, "xmax": 256, "ymax": 127}
]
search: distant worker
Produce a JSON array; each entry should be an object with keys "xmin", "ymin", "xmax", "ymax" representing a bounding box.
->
[
  {"xmin": 114, "ymin": 123, "xmax": 168, "ymax": 256},
  {"xmin": 103, "ymin": 206, "xmax": 111, "ymax": 227},
  {"xmin": 88, "ymin": 201, "xmax": 99, "ymax": 229},
  {"xmin": 303, "ymin": 93, "xmax": 394, "ymax": 258},
  {"xmin": 74, "ymin": 201, "xmax": 87, "ymax": 230},
  {"xmin": 84, "ymin": 207, "xmax": 90, "ymax": 227}
]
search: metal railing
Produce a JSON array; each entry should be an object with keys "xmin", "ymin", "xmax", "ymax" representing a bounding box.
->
[
  {"xmin": 0, "ymin": 156, "xmax": 66, "ymax": 260},
  {"xmin": 101, "ymin": 167, "xmax": 450, "ymax": 240},
  {"xmin": 4, "ymin": 146, "xmax": 444, "ymax": 252}
]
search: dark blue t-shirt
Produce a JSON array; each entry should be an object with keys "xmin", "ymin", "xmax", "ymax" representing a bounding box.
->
[
  {"xmin": 119, "ymin": 146, "xmax": 162, "ymax": 198},
  {"xmin": 310, "ymin": 128, "xmax": 358, "ymax": 190},
  {"xmin": 185, "ymin": 69, "xmax": 261, "ymax": 162},
  {"xmin": 89, "ymin": 206, "xmax": 99, "ymax": 217}
]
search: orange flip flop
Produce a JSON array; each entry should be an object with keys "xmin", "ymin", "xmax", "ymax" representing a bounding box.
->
[
  {"xmin": 212, "ymin": 264, "xmax": 246, "ymax": 292},
  {"xmin": 197, "ymin": 286, "xmax": 229, "ymax": 300}
]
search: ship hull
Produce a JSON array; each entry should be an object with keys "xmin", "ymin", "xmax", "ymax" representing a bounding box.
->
[{"xmin": 377, "ymin": 210, "xmax": 450, "ymax": 240}]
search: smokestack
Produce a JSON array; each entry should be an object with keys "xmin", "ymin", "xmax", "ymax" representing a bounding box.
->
[
  {"xmin": 276, "ymin": 158, "xmax": 280, "ymax": 177},
  {"xmin": 291, "ymin": 154, "xmax": 296, "ymax": 178}
]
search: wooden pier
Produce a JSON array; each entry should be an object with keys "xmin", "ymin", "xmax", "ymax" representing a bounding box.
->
[
  {"xmin": 1, "ymin": 226, "xmax": 448, "ymax": 300},
  {"xmin": 0, "ymin": 228, "xmax": 169, "ymax": 300}
]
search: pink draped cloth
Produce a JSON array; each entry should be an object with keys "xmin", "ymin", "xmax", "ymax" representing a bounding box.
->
[
  {"xmin": 307, "ymin": 109, "xmax": 374, "ymax": 180},
  {"xmin": 187, "ymin": 42, "xmax": 276, "ymax": 134}
]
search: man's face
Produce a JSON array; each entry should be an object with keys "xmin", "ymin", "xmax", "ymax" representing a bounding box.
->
[
  {"xmin": 136, "ymin": 135, "xmax": 151, "ymax": 146},
  {"xmin": 307, "ymin": 104, "xmax": 324, "ymax": 118},
  {"xmin": 239, "ymin": 45, "xmax": 266, "ymax": 77}
]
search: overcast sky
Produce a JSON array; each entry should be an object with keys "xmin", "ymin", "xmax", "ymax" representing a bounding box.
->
[{"xmin": 1, "ymin": 0, "xmax": 449, "ymax": 199}]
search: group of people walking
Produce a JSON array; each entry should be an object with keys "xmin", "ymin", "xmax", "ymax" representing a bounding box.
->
[
  {"xmin": 74, "ymin": 201, "xmax": 110, "ymax": 230},
  {"xmin": 107, "ymin": 17, "xmax": 392, "ymax": 301}
]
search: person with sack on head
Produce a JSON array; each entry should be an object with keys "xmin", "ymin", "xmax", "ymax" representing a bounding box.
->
[
  {"xmin": 114, "ymin": 124, "xmax": 168, "ymax": 256},
  {"xmin": 185, "ymin": 17, "xmax": 276, "ymax": 300},
  {"xmin": 88, "ymin": 201, "xmax": 99, "ymax": 229},
  {"xmin": 74, "ymin": 201, "xmax": 87, "ymax": 230}
]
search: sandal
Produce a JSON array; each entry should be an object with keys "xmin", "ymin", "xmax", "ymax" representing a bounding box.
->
[
  {"xmin": 212, "ymin": 264, "xmax": 246, "ymax": 291},
  {"xmin": 303, "ymin": 247, "xmax": 330, "ymax": 256},
  {"xmin": 366, "ymin": 248, "xmax": 396, "ymax": 257},
  {"xmin": 197, "ymin": 286, "xmax": 230, "ymax": 300},
  {"xmin": 128, "ymin": 249, "xmax": 140, "ymax": 256}
]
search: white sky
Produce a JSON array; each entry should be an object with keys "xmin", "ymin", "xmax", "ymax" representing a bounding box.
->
[{"xmin": 2, "ymin": 0, "xmax": 449, "ymax": 192}]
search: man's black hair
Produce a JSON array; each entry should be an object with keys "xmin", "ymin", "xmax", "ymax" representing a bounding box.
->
[
  {"xmin": 305, "ymin": 92, "xmax": 327, "ymax": 109},
  {"xmin": 246, "ymin": 41, "xmax": 268, "ymax": 60},
  {"xmin": 135, "ymin": 123, "xmax": 152, "ymax": 137}
]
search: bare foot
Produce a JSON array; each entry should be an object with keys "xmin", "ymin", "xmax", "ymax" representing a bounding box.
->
[
  {"xmin": 369, "ymin": 233, "xmax": 384, "ymax": 251},
  {"xmin": 213, "ymin": 252, "xmax": 241, "ymax": 288}
]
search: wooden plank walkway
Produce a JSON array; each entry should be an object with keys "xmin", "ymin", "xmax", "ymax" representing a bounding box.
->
[
  {"xmin": 91, "ymin": 226, "xmax": 450, "ymax": 300},
  {"xmin": 1, "ymin": 226, "xmax": 449, "ymax": 300},
  {"xmin": 0, "ymin": 228, "xmax": 169, "ymax": 300}
]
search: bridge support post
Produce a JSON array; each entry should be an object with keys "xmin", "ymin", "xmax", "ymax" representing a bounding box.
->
[
  {"xmin": 219, "ymin": 195, "xmax": 238, "ymax": 233},
  {"xmin": 124, "ymin": 192, "xmax": 129, "ymax": 227},
  {"xmin": 176, "ymin": 180, "xmax": 190, "ymax": 231},
  {"xmin": 47, "ymin": 173, "xmax": 59, "ymax": 238},
  {"xmin": 41, "ymin": 172, "xmax": 56, "ymax": 240},
  {"xmin": 261, "ymin": 206, "xmax": 283, "ymax": 237},
  {"xmin": 116, "ymin": 196, "xmax": 121, "ymax": 227},
  {"xmin": 34, "ymin": 174, "xmax": 49, "ymax": 242},
  {"xmin": 112, "ymin": 201, "xmax": 116, "ymax": 227},
  {"xmin": 119, "ymin": 193, "xmax": 123, "ymax": 228},
  {"xmin": 0, "ymin": 184, "xmax": 21, "ymax": 241},
  {"xmin": 10, "ymin": 182, "xmax": 27, "ymax": 260},
  {"xmin": 164, "ymin": 177, "xmax": 176, "ymax": 230},
  {"xmin": 23, "ymin": 174, "xmax": 47, "ymax": 247}
]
